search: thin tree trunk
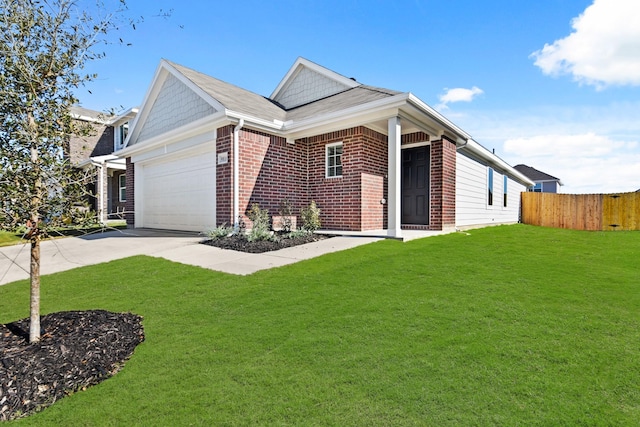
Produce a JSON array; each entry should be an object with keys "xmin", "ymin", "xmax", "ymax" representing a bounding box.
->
[
  {"xmin": 29, "ymin": 235, "xmax": 41, "ymax": 343},
  {"xmin": 29, "ymin": 120, "xmax": 41, "ymax": 344}
]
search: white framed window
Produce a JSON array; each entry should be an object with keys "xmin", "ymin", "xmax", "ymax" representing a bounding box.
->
[
  {"xmin": 118, "ymin": 174, "xmax": 126, "ymax": 202},
  {"xmin": 326, "ymin": 142, "xmax": 343, "ymax": 178},
  {"xmin": 487, "ymin": 167, "xmax": 494, "ymax": 206},
  {"xmin": 503, "ymin": 175, "xmax": 508, "ymax": 207},
  {"xmin": 114, "ymin": 121, "xmax": 129, "ymax": 151}
]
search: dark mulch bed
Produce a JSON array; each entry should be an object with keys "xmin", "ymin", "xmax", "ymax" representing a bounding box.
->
[
  {"xmin": 201, "ymin": 232, "xmax": 330, "ymax": 253},
  {"xmin": 0, "ymin": 310, "xmax": 144, "ymax": 421}
]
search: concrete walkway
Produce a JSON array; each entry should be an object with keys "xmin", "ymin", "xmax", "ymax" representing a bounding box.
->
[{"xmin": 0, "ymin": 229, "xmax": 383, "ymax": 286}]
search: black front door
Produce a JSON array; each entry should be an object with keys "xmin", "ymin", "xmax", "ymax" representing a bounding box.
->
[{"xmin": 401, "ymin": 146, "xmax": 430, "ymax": 225}]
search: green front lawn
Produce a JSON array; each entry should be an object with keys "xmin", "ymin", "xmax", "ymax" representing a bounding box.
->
[
  {"xmin": 0, "ymin": 223, "xmax": 127, "ymax": 248},
  {"xmin": 0, "ymin": 231, "xmax": 24, "ymax": 247},
  {"xmin": 1, "ymin": 225, "xmax": 639, "ymax": 425}
]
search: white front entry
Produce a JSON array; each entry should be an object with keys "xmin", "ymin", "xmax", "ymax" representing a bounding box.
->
[{"xmin": 139, "ymin": 150, "xmax": 216, "ymax": 232}]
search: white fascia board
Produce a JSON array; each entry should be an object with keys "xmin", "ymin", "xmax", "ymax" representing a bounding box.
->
[
  {"xmin": 107, "ymin": 107, "xmax": 139, "ymax": 126},
  {"xmin": 225, "ymin": 110, "xmax": 286, "ymax": 133},
  {"xmin": 406, "ymin": 93, "xmax": 471, "ymax": 142},
  {"xmin": 283, "ymin": 93, "xmax": 410, "ymax": 136},
  {"xmin": 461, "ymin": 139, "xmax": 535, "ymax": 186},
  {"xmin": 117, "ymin": 112, "xmax": 227, "ymax": 158},
  {"xmin": 270, "ymin": 57, "xmax": 361, "ymax": 100},
  {"xmin": 71, "ymin": 112, "xmax": 111, "ymax": 125}
]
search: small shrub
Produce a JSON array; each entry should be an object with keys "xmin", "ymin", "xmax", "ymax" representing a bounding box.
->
[
  {"xmin": 247, "ymin": 227, "xmax": 276, "ymax": 242},
  {"xmin": 287, "ymin": 229, "xmax": 310, "ymax": 239},
  {"xmin": 300, "ymin": 200, "xmax": 321, "ymax": 231},
  {"xmin": 247, "ymin": 203, "xmax": 269, "ymax": 229},
  {"xmin": 246, "ymin": 203, "xmax": 273, "ymax": 242},
  {"xmin": 203, "ymin": 224, "xmax": 233, "ymax": 240},
  {"xmin": 278, "ymin": 198, "xmax": 294, "ymax": 232}
]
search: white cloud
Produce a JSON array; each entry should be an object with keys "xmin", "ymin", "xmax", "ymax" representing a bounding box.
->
[
  {"xmin": 503, "ymin": 133, "xmax": 640, "ymax": 193},
  {"xmin": 437, "ymin": 86, "xmax": 483, "ymax": 109},
  {"xmin": 531, "ymin": 0, "xmax": 640, "ymax": 87}
]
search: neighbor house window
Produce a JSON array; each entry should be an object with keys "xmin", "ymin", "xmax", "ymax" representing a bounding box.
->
[
  {"xmin": 487, "ymin": 167, "xmax": 494, "ymax": 206},
  {"xmin": 533, "ymin": 183, "xmax": 542, "ymax": 192},
  {"xmin": 115, "ymin": 121, "xmax": 129, "ymax": 151},
  {"xmin": 326, "ymin": 142, "xmax": 343, "ymax": 177},
  {"xmin": 119, "ymin": 174, "xmax": 126, "ymax": 202},
  {"xmin": 503, "ymin": 175, "xmax": 508, "ymax": 207}
]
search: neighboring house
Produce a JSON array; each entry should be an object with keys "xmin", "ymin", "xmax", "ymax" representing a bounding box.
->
[
  {"xmin": 69, "ymin": 106, "xmax": 138, "ymax": 221},
  {"xmin": 118, "ymin": 58, "xmax": 534, "ymax": 236},
  {"xmin": 513, "ymin": 164, "xmax": 563, "ymax": 193}
]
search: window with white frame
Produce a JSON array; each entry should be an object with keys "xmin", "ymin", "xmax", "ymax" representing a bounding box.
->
[
  {"xmin": 118, "ymin": 174, "xmax": 126, "ymax": 202},
  {"xmin": 487, "ymin": 167, "xmax": 494, "ymax": 206},
  {"xmin": 114, "ymin": 121, "xmax": 129, "ymax": 151},
  {"xmin": 503, "ymin": 175, "xmax": 508, "ymax": 207},
  {"xmin": 326, "ymin": 142, "xmax": 343, "ymax": 178}
]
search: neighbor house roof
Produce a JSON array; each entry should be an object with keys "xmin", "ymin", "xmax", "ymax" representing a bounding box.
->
[{"xmin": 513, "ymin": 164, "xmax": 562, "ymax": 184}]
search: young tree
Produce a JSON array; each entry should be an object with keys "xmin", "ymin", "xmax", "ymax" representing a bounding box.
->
[{"xmin": 0, "ymin": 0, "xmax": 129, "ymax": 343}]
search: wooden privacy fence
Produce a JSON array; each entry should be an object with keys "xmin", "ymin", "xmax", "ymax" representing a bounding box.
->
[{"xmin": 521, "ymin": 192, "xmax": 640, "ymax": 231}]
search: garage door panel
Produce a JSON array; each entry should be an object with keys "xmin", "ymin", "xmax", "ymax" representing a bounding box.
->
[{"xmin": 142, "ymin": 151, "xmax": 216, "ymax": 232}]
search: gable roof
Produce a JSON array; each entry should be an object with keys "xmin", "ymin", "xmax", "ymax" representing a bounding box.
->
[
  {"xmin": 271, "ymin": 57, "xmax": 361, "ymax": 109},
  {"xmin": 119, "ymin": 58, "xmax": 534, "ymax": 186},
  {"xmin": 513, "ymin": 164, "xmax": 562, "ymax": 184},
  {"xmin": 167, "ymin": 61, "xmax": 287, "ymax": 123}
]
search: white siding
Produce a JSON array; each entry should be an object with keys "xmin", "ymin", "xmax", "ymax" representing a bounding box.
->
[
  {"xmin": 137, "ymin": 74, "xmax": 216, "ymax": 143},
  {"xmin": 274, "ymin": 67, "xmax": 351, "ymax": 109},
  {"xmin": 456, "ymin": 152, "xmax": 526, "ymax": 227}
]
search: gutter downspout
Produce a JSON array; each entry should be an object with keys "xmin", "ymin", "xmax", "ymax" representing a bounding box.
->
[{"xmin": 233, "ymin": 119, "xmax": 244, "ymax": 231}]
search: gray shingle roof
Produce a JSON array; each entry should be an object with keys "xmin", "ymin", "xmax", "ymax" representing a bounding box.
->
[
  {"xmin": 167, "ymin": 61, "xmax": 401, "ymax": 124},
  {"xmin": 285, "ymin": 85, "xmax": 401, "ymax": 121},
  {"xmin": 513, "ymin": 164, "xmax": 561, "ymax": 181},
  {"xmin": 168, "ymin": 61, "xmax": 287, "ymax": 122}
]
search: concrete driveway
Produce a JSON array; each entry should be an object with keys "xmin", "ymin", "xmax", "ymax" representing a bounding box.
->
[{"xmin": 0, "ymin": 229, "xmax": 382, "ymax": 286}]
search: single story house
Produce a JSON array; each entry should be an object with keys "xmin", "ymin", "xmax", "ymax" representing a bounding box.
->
[
  {"xmin": 118, "ymin": 57, "xmax": 534, "ymax": 237},
  {"xmin": 513, "ymin": 164, "xmax": 563, "ymax": 193},
  {"xmin": 70, "ymin": 106, "xmax": 137, "ymax": 221}
]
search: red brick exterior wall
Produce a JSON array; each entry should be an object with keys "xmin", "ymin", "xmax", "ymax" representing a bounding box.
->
[
  {"xmin": 216, "ymin": 125, "xmax": 233, "ymax": 226},
  {"xmin": 125, "ymin": 157, "xmax": 135, "ymax": 227},
  {"xmin": 131, "ymin": 124, "xmax": 458, "ymax": 232},
  {"xmin": 237, "ymin": 128, "xmax": 307, "ymax": 227},
  {"xmin": 429, "ymin": 137, "xmax": 457, "ymax": 230},
  {"xmin": 307, "ymin": 126, "xmax": 387, "ymax": 231}
]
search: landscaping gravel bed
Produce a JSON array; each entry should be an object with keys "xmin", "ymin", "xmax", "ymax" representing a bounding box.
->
[{"xmin": 201, "ymin": 232, "xmax": 329, "ymax": 253}]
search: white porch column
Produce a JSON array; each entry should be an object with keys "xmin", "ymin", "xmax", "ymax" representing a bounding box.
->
[{"xmin": 388, "ymin": 116, "xmax": 402, "ymax": 238}]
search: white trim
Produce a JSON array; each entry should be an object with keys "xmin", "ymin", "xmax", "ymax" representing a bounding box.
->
[
  {"xmin": 388, "ymin": 117, "xmax": 402, "ymax": 238},
  {"xmin": 401, "ymin": 141, "xmax": 430, "ymax": 150},
  {"xmin": 118, "ymin": 113, "xmax": 226, "ymax": 158}
]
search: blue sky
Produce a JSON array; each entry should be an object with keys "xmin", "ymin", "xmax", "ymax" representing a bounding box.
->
[{"xmin": 79, "ymin": 0, "xmax": 640, "ymax": 193}]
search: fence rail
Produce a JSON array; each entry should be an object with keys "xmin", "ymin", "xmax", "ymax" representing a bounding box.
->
[{"xmin": 521, "ymin": 192, "xmax": 640, "ymax": 231}]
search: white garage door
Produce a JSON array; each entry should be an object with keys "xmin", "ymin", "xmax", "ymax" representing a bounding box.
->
[{"xmin": 141, "ymin": 150, "xmax": 216, "ymax": 232}]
